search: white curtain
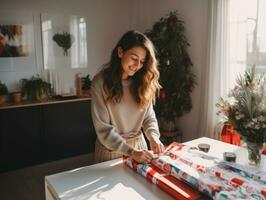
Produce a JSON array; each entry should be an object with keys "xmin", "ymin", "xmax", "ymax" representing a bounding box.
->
[
  {"xmin": 70, "ymin": 16, "xmax": 88, "ymax": 69},
  {"xmin": 229, "ymin": 0, "xmax": 266, "ymax": 73},
  {"xmin": 199, "ymin": 0, "xmax": 244, "ymax": 139},
  {"xmin": 199, "ymin": 0, "xmax": 265, "ymax": 139}
]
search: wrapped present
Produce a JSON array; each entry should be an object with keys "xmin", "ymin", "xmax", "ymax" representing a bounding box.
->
[
  {"xmin": 151, "ymin": 142, "xmax": 266, "ymax": 200},
  {"xmin": 124, "ymin": 156, "xmax": 205, "ymax": 200}
]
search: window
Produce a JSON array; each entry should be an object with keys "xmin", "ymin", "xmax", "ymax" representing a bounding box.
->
[
  {"xmin": 42, "ymin": 19, "xmax": 53, "ymax": 70},
  {"xmin": 70, "ymin": 16, "xmax": 88, "ymax": 69},
  {"xmin": 229, "ymin": 0, "xmax": 266, "ymax": 73},
  {"xmin": 41, "ymin": 14, "xmax": 88, "ymax": 95}
]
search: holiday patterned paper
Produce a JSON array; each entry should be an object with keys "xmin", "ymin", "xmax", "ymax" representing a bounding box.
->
[
  {"xmin": 151, "ymin": 142, "xmax": 266, "ymax": 200},
  {"xmin": 124, "ymin": 156, "xmax": 205, "ymax": 200}
]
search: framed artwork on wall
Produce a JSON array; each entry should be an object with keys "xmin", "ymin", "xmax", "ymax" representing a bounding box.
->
[
  {"xmin": 0, "ymin": 11, "xmax": 36, "ymax": 72},
  {"xmin": 0, "ymin": 25, "xmax": 29, "ymax": 57}
]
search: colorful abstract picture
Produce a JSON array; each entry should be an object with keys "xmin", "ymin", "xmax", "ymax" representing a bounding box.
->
[{"xmin": 0, "ymin": 25, "xmax": 29, "ymax": 57}]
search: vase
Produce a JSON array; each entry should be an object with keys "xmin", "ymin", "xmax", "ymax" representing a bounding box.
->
[{"xmin": 246, "ymin": 142, "xmax": 263, "ymax": 166}]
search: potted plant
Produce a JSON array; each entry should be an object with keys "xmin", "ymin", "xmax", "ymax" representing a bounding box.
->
[
  {"xmin": 81, "ymin": 74, "xmax": 92, "ymax": 97},
  {"xmin": 20, "ymin": 75, "xmax": 53, "ymax": 101},
  {"xmin": 0, "ymin": 80, "xmax": 8, "ymax": 105},
  {"xmin": 145, "ymin": 11, "xmax": 196, "ymax": 137}
]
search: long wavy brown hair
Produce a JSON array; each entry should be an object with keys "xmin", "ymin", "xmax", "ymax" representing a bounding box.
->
[{"xmin": 102, "ymin": 30, "xmax": 161, "ymax": 109}]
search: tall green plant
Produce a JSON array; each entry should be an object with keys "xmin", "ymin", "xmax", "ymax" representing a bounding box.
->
[{"xmin": 146, "ymin": 11, "xmax": 196, "ymax": 124}]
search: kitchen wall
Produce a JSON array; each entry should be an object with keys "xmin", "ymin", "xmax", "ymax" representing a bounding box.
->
[{"xmin": 0, "ymin": 0, "xmax": 209, "ymax": 141}]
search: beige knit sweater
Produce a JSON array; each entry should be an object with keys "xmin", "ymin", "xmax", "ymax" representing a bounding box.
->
[{"xmin": 91, "ymin": 72, "xmax": 160, "ymax": 154}]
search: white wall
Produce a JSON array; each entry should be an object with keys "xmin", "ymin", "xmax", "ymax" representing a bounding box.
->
[
  {"xmin": 0, "ymin": 0, "xmax": 133, "ymax": 91},
  {"xmin": 0, "ymin": 0, "xmax": 209, "ymax": 141},
  {"xmin": 128, "ymin": 0, "xmax": 209, "ymax": 141}
]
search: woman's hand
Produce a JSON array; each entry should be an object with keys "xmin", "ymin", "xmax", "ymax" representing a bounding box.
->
[
  {"xmin": 150, "ymin": 136, "xmax": 165, "ymax": 154},
  {"xmin": 131, "ymin": 149, "xmax": 153, "ymax": 163}
]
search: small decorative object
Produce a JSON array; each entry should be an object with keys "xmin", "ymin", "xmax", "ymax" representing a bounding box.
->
[
  {"xmin": 53, "ymin": 32, "xmax": 74, "ymax": 56},
  {"xmin": 220, "ymin": 123, "xmax": 241, "ymax": 146},
  {"xmin": 75, "ymin": 74, "xmax": 83, "ymax": 97},
  {"xmin": 145, "ymin": 11, "xmax": 196, "ymax": 135},
  {"xmin": 20, "ymin": 75, "xmax": 53, "ymax": 101},
  {"xmin": 217, "ymin": 66, "xmax": 266, "ymax": 166},
  {"xmin": 11, "ymin": 91, "xmax": 22, "ymax": 104},
  {"xmin": 81, "ymin": 74, "xmax": 91, "ymax": 97},
  {"xmin": 0, "ymin": 80, "xmax": 8, "ymax": 105},
  {"xmin": 223, "ymin": 152, "xmax": 236, "ymax": 162},
  {"xmin": 198, "ymin": 143, "xmax": 210, "ymax": 153}
]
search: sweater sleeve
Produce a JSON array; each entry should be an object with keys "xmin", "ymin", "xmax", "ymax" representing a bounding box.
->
[
  {"xmin": 142, "ymin": 102, "xmax": 160, "ymax": 141},
  {"xmin": 91, "ymin": 75, "xmax": 133, "ymax": 154}
]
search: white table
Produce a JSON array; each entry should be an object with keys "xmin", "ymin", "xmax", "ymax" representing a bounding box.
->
[
  {"xmin": 184, "ymin": 137, "xmax": 266, "ymax": 171},
  {"xmin": 45, "ymin": 137, "xmax": 266, "ymax": 200},
  {"xmin": 45, "ymin": 158, "xmax": 175, "ymax": 200}
]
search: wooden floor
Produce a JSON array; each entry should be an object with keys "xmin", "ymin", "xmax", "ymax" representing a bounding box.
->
[{"xmin": 0, "ymin": 153, "xmax": 95, "ymax": 200}]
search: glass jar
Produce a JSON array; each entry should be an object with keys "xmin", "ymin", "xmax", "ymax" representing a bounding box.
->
[{"xmin": 246, "ymin": 142, "xmax": 263, "ymax": 166}]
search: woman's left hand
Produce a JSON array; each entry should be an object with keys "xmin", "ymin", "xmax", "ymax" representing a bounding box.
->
[{"xmin": 150, "ymin": 136, "xmax": 165, "ymax": 154}]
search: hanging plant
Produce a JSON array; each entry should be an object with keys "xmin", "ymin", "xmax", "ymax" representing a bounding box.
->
[
  {"xmin": 145, "ymin": 11, "xmax": 197, "ymax": 129},
  {"xmin": 53, "ymin": 32, "xmax": 74, "ymax": 56}
]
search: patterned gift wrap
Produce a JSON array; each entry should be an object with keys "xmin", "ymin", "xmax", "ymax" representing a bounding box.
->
[
  {"xmin": 124, "ymin": 156, "xmax": 205, "ymax": 200},
  {"xmin": 151, "ymin": 142, "xmax": 266, "ymax": 200}
]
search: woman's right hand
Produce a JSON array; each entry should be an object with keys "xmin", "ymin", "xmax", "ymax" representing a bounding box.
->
[{"xmin": 131, "ymin": 149, "xmax": 153, "ymax": 163}]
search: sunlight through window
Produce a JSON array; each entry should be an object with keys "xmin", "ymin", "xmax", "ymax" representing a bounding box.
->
[
  {"xmin": 229, "ymin": 0, "xmax": 266, "ymax": 73},
  {"xmin": 70, "ymin": 16, "xmax": 88, "ymax": 69},
  {"xmin": 42, "ymin": 19, "xmax": 52, "ymax": 70}
]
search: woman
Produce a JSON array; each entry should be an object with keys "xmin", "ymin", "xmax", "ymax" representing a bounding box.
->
[{"xmin": 91, "ymin": 30, "xmax": 164, "ymax": 163}]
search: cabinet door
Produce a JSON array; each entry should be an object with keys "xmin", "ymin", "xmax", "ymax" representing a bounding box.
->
[
  {"xmin": 0, "ymin": 107, "xmax": 43, "ymax": 172},
  {"xmin": 86, "ymin": 101, "xmax": 97, "ymax": 152},
  {"xmin": 43, "ymin": 100, "xmax": 95, "ymax": 161}
]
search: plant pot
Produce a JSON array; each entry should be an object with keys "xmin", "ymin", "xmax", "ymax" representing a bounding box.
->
[
  {"xmin": 82, "ymin": 89, "xmax": 92, "ymax": 97},
  {"xmin": 27, "ymin": 90, "xmax": 48, "ymax": 102},
  {"xmin": 159, "ymin": 118, "xmax": 177, "ymax": 131},
  {"xmin": 0, "ymin": 95, "xmax": 6, "ymax": 105},
  {"xmin": 12, "ymin": 92, "xmax": 22, "ymax": 104}
]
